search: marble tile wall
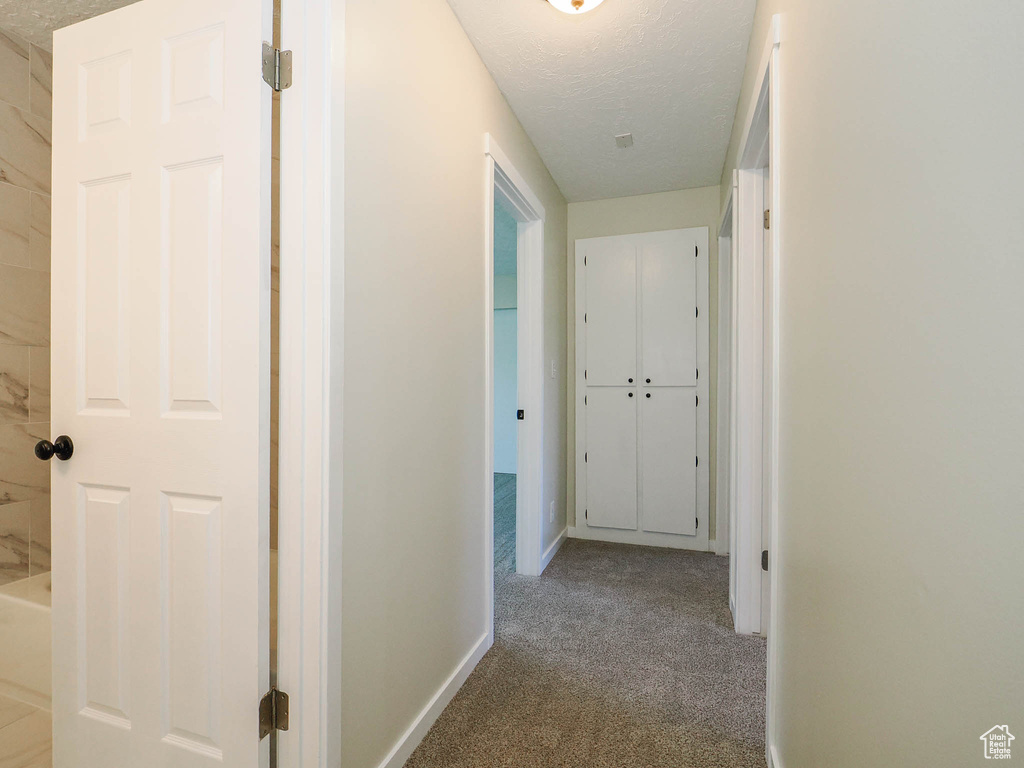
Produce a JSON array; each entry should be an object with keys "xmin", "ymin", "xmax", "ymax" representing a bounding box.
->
[{"xmin": 0, "ymin": 27, "xmax": 51, "ymax": 587}]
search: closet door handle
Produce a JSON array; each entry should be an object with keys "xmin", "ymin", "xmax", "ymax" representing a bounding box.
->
[
  {"xmin": 645, "ymin": 378, "xmax": 651, "ymax": 384},
  {"xmin": 628, "ymin": 378, "xmax": 633, "ymax": 384},
  {"xmin": 645, "ymin": 393, "xmax": 651, "ymax": 398},
  {"xmin": 628, "ymin": 392, "xmax": 634, "ymax": 398}
]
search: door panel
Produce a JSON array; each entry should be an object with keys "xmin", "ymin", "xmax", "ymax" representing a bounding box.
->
[
  {"xmin": 584, "ymin": 388, "xmax": 637, "ymax": 530},
  {"xmin": 641, "ymin": 233, "xmax": 697, "ymax": 387},
  {"xmin": 51, "ymin": 0, "xmax": 272, "ymax": 764},
  {"xmin": 641, "ymin": 387, "xmax": 697, "ymax": 535},
  {"xmin": 584, "ymin": 239, "xmax": 636, "ymax": 387}
]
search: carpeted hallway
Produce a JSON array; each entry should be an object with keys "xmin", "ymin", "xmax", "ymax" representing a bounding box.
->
[{"xmin": 404, "ymin": 476, "xmax": 767, "ymax": 768}]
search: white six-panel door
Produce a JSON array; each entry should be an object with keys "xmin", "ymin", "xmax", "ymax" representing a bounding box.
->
[
  {"xmin": 575, "ymin": 228, "xmax": 709, "ymax": 550},
  {"xmin": 50, "ymin": 0, "xmax": 272, "ymax": 765}
]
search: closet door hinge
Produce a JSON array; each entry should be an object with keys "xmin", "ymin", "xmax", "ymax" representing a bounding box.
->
[
  {"xmin": 259, "ymin": 688, "xmax": 290, "ymax": 740},
  {"xmin": 764, "ymin": 209, "xmax": 771, "ymax": 230},
  {"xmin": 762, "ymin": 550, "xmax": 769, "ymax": 571},
  {"xmin": 262, "ymin": 42, "xmax": 293, "ymax": 91}
]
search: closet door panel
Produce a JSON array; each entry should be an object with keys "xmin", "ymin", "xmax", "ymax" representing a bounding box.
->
[
  {"xmin": 641, "ymin": 387, "xmax": 697, "ymax": 535},
  {"xmin": 641, "ymin": 234, "xmax": 697, "ymax": 387},
  {"xmin": 585, "ymin": 388, "xmax": 638, "ymax": 530},
  {"xmin": 584, "ymin": 239, "xmax": 637, "ymax": 386}
]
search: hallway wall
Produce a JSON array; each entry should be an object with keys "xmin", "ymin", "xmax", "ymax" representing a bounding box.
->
[
  {"xmin": 566, "ymin": 188, "xmax": 721, "ymax": 538},
  {"xmin": 721, "ymin": 1, "xmax": 1024, "ymax": 765},
  {"xmin": 339, "ymin": 0, "xmax": 568, "ymax": 765}
]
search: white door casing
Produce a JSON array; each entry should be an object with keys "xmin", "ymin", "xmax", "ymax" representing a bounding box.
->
[
  {"xmin": 51, "ymin": 0, "xmax": 272, "ymax": 765},
  {"xmin": 574, "ymin": 228, "xmax": 710, "ymax": 551}
]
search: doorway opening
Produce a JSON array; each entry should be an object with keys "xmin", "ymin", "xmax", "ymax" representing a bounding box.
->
[
  {"xmin": 492, "ymin": 198, "xmax": 519, "ymax": 576},
  {"xmin": 483, "ymin": 135, "xmax": 546, "ymax": 637},
  {"xmin": 718, "ymin": 14, "xmax": 781, "ymax": 766}
]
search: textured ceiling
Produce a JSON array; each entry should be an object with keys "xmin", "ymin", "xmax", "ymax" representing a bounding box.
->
[
  {"xmin": 0, "ymin": 0, "xmax": 138, "ymax": 49},
  {"xmin": 446, "ymin": 0, "xmax": 756, "ymax": 202}
]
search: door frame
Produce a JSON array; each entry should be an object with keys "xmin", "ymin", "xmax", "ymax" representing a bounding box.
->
[
  {"xmin": 716, "ymin": 191, "xmax": 735, "ymax": 562},
  {"xmin": 570, "ymin": 228, "xmax": 711, "ymax": 552},
  {"xmin": 275, "ymin": 0, "xmax": 342, "ymax": 766},
  {"xmin": 723, "ymin": 13, "xmax": 782, "ymax": 767},
  {"xmin": 483, "ymin": 134, "xmax": 548, "ymax": 629}
]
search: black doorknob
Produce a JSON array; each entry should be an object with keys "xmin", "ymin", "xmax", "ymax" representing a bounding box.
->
[
  {"xmin": 628, "ymin": 378, "xmax": 633, "ymax": 383},
  {"xmin": 646, "ymin": 378, "xmax": 651, "ymax": 384},
  {"xmin": 628, "ymin": 392, "xmax": 634, "ymax": 398},
  {"xmin": 35, "ymin": 435, "xmax": 74, "ymax": 462},
  {"xmin": 646, "ymin": 393, "xmax": 651, "ymax": 398}
]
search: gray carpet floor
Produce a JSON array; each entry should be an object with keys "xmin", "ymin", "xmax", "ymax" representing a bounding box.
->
[
  {"xmin": 493, "ymin": 473, "xmax": 516, "ymax": 574},
  {"xmin": 405, "ymin": 502, "xmax": 768, "ymax": 768}
]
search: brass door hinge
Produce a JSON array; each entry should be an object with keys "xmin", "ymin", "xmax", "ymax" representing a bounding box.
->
[
  {"xmin": 259, "ymin": 688, "xmax": 289, "ymax": 740},
  {"xmin": 763, "ymin": 209, "xmax": 771, "ymax": 230}
]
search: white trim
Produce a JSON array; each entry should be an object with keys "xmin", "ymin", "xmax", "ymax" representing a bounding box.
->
[
  {"xmin": 732, "ymin": 167, "xmax": 765, "ymax": 637},
  {"xmin": 484, "ymin": 134, "xmax": 548, "ymax": 617},
  {"xmin": 729, "ymin": 13, "xmax": 783, "ymax": 763},
  {"xmin": 276, "ymin": 0, "xmax": 341, "ymax": 766},
  {"xmin": 765, "ymin": 18, "xmax": 783, "ymax": 761},
  {"xmin": 715, "ymin": 191, "xmax": 734, "ymax": 558},
  {"xmin": 735, "ymin": 14, "xmax": 780, "ymax": 171},
  {"xmin": 485, "ymin": 134, "xmax": 546, "ymax": 220},
  {"xmin": 374, "ymin": 632, "xmax": 492, "ymax": 768},
  {"xmin": 540, "ymin": 527, "xmax": 568, "ymax": 571},
  {"xmin": 569, "ymin": 525, "xmax": 709, "ymax": 551},
  {"xmin": 769, "ymin": 743, "xmax": 783, "ymax": 768}
]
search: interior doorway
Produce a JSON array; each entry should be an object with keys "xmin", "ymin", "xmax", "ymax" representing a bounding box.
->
[
  {"xmin": 718, "ymin": 15, "xmax": 781, "ymax": 766},
  {"xmin": 483, "ymin": 135, "xmax": 547, "ymax": 637},
  {"xmin": 492, "ymin": 198, "xmax": 519, "ymax": 575}
]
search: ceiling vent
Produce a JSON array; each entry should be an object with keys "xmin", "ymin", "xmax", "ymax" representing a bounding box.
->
[{"xmin": 615, "ymin": 133, "xmax": 634, "ymax": 149}]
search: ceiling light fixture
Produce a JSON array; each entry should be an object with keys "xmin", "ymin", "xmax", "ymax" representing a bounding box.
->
[{"xmin": 547, "ymin": 0, "xmax": 606, "ymax": 14}]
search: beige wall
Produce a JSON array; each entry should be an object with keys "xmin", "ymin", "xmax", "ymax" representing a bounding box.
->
[
  {"xmin": 0, "ymin": 29, "xmax": 51, "ymax": 587},
  {"xmin": 339, "ymin": 0, "xmax": 568, "ymax": 765},
  {"xmin": 721, "ymin": 1, "xmax": 1024, "ymax": 765},
  {"xmin": 566, "ymin": 187, "xmax": 721, "ymax": 537}
]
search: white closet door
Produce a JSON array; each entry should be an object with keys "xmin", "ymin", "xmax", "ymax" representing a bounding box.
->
[
  {"xmin": 641, "ymin": 387, "xmax": 697, "ymax": 535},
  {"xmin": 583, "ymin": 239, "xmax": 637, "ymax": 387},
  {"xmin": 584, "ymin": 388, "xmax": 637, "ymax": 530},
  {"xmin": 641, "ymin": 232, "xmax": 697, "ymax": 387},
  {"xmin": 50, "ymin": 0, "xmax": 272, "ymax": 765}
]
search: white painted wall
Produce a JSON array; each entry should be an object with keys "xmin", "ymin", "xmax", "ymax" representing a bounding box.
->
[
  {"xmin": 721, "ymin": 2, "xmax": 1024, "ymax": 765},
  {"xmin": 493, "ymin": 203, "xmax": 518, "ymax": 475},
  {"xmin": 493, "ymin": 308, "xmax": 517, "ymax": 474},
  {"xmin": 336, "ymin": 1, "xmax": 568, "ymax": 765},
  {"xmin": 566, "ymin": 188, "xmax": 721, "ymax": 536}
]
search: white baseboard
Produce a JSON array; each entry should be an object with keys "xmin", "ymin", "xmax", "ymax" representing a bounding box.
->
[
  {"xmin": 769, "ymin": 743, "xmax": 783, "ymax": 768},
  {"xmin": 539, "ymin": 528, "xmax": 567, "ymax": 573},
  {"xmin": 568, "ymin": 523, "xmax": 709, "ymax": 552},
  {"xmin": 375, "ymin": 631, "xmax": 492, "ymax": 768}
]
